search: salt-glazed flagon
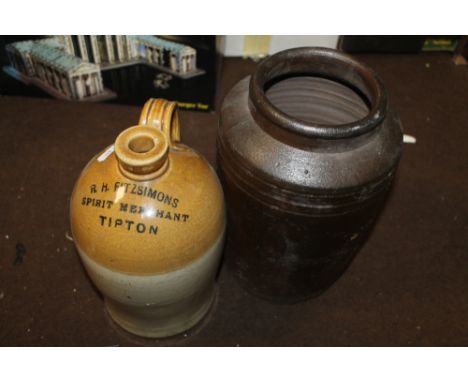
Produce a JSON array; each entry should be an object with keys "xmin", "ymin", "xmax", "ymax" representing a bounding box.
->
[{"xmin": 70, "ymin": 99, "xmax": 226, "ymax": 338}]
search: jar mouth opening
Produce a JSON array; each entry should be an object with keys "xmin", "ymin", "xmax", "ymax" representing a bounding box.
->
[
  {"xmin": 249, "ymin": 47, "xmax": 388, "ymax": 139},
  {"xmin": 114, "ymin": 125, "xmax": 169, "ymax": 180},
  {"xmin": 128, "ymin": 135, "xmax": 156, "ymax": 154}
]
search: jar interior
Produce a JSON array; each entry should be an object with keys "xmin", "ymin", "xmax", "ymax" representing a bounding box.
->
[
  {"xmin": 128, "ymin": 135, "xmax": 155, "ymax": 153},
  {"xmin": 265, "ymin": 75, "xmax": 370, "ymax": 126}
]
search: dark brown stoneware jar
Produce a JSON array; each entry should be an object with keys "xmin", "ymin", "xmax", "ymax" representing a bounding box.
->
[{"xmin": 217, "ymin": 47, "xmax": 403, "ymax": 303}]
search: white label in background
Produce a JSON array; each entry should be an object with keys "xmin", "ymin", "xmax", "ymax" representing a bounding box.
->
[
  {"xmin": 403, "ymin": 134, "xmax": 417, "ymax": 144},
  {"xmin": 97, "ymin": 145, "xmax": 115, "ymax": 162}
]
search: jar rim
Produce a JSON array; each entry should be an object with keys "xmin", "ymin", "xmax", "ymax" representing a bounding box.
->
[{"xmin": 249, "ymin": 47, "xmax": 388, "ymax": 139}]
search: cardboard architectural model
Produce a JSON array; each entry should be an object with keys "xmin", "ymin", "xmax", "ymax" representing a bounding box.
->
[{"xmin": 4, "ymin": 36, "xmax": 204, "ymax": 102}]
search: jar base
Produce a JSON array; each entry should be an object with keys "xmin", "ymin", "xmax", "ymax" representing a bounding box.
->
[
  {"xmin": 227, "ymin": 243, "xmax": 357, "ymax": 304},
  {"xmin": 231, "ymin": 267, "xmax": 329, "ymax": 304},
  {"xmin": 105, "ymin": 287, "xmax": 216, "ymax": 338}
]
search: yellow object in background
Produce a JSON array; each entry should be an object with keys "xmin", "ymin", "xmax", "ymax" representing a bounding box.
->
[{"xmin": 243, "ymin": 35, "xmax": 272, "ymax": 59}]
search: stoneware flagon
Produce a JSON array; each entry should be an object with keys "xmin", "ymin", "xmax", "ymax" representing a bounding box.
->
[
  {"xmin": 70, "ymin": 98, "xmax": 226, "ymax": 338},
  {"xmin": 218, "ymin": 47, "xmax": 403, "ymax": 303}
]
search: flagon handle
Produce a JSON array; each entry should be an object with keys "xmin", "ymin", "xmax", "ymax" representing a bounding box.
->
[{"xmin": 139, "ymin": 98, "xmax": 181, "ymax": 148}]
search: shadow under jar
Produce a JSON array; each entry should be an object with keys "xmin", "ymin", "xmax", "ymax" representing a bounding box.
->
[{"xmin": 217, "ymin": 47, "xmax": 403, "ymax": 304}]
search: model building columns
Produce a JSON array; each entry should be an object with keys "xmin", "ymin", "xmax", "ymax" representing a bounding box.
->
[
  {"xmin": 77, "ymin": 36, "xmax": 89, "ymax": 62},
  {"xmin": 70, "ymin": 71, "xmax": 103, "ymax": 100},
  {"xmin": 177, "ymin": 48, "xmax": 196, "ymax": 74},
  {"xmin": 64, "ymin": 35, "xmax": 201, "ymax": 76},
  {"xmin": 90, "ymin": 36, "xmax": 101, "ymax": 64}
]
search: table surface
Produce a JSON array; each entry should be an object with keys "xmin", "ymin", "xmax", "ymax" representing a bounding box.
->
[{"xmin": 1, "ymin": 54, "xmax": 467, "ymax": 346}]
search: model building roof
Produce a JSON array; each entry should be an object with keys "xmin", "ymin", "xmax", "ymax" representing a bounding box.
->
[
  {"xmin": 8, "ymin": 37, "xmax": 98, "ymax": 74},
  {"xmin": 32, "ymin": 44, "xmax": 98, "ymax": 73},
  {"xmin": 133, "ymin": 35, "xmax": 193, "ymax": 53},
  {"xmin": 10, "ymin": 38, "xmax": 64, "ymax": 53},
  {"xmin": 9, "ymin": 40, "xmax": 35, "ymax": 53},
  {"xmin": 39, "ymin": 37, "xmax": 67, "ymax": 51}
]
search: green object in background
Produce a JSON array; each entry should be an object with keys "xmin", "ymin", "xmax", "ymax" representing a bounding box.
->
[{"xmin": 423, "ymin": 37, "xmax": 459, "ymax": 51}]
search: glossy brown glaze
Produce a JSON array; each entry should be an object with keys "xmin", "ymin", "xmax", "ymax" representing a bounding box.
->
[{"xmin": 217, "ymin": 47, "xmax": 403, "ymax": 303}]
